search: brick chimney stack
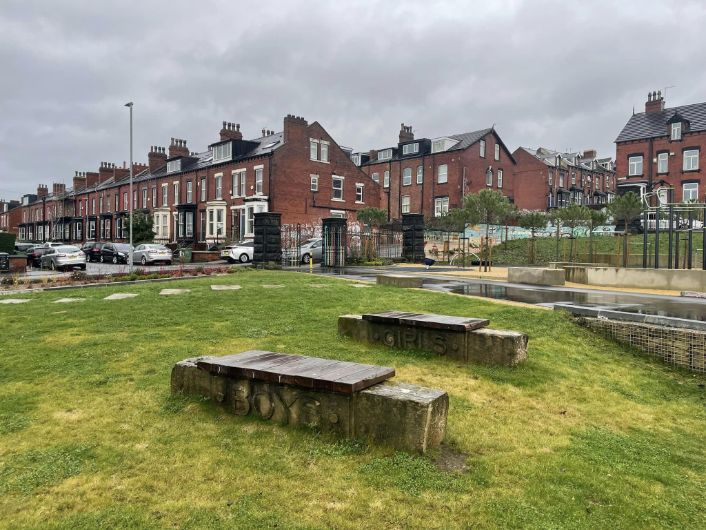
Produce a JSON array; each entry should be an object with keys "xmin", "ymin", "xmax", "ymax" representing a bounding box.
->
[
  {"xmin": 85, "ymin": 171, "xmax": 99, "ymax": 188},
  {"xmin": 73, "ymin": 171, "xmax": 87, "ymax": 191},
  {"xmin": 168, "ymin": 138, "xmax": 190, "ymax": 159},
  {"xmin": 132, "ymin": 162, "xmax": 148, "ymax": 175},
  {"xmin": 399, "ymin": 123, "xmax": 414, "ymax": 143},
  {"xmin": 582, "ymin": 149, "xmax": 597, "ymax": 159},
  {"xmin": 36, "ymin": 184, "xmax": 48, "ymax": 199},
  {"xmin": 283, "ymin": 114, "xmax": 308, "ymax": 143},
  {"xmin": 98, "ymin": 162, "xmax": 116, "ymax": 184},
  {"xmin": 52, "ymin": 183, "xmax": 66, "ymax": 195},
  {"xmin": 645, "ymin": 90, "xmax": 665, "ymax": 114},
  {"xmin": 148, "ymin": 146, "xmax": 167, "ymax": 172},
  {"xmin": 220, "ymin": 121, "xmax": 243, "ymax": 141}
]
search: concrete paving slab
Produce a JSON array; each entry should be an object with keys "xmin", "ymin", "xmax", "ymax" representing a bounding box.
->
[
  {"xmin": 0, "ymin": 298, "xmax": 31, "ymax": 304},
  {"xmin": 210, "ymin": 285, "xmax": 241, "ymax": 291},
  {"xmin": 261, "ymin": 284, "xmax": 284, "ymax": 289},
  {"xmin": 104, "ymin": 293, "xmax": 139, "ymax": 300},
  {"xmin": 351, "ymin": 284, "xmax": 371, "ymax": 288},
  {"xmin": 54, "ymin": 298, "xmax": 85, "ymax": 303},
  {"xmin": 160, "ymin": 288, "xmax": 191, "ymax": 296}
]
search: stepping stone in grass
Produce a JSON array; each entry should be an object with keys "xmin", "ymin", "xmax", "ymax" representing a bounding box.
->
[
  {"xmin": 262, "ymin": 284, "xmax": 284, "ymax": 289},
  {"xmin": 0, "ymin": 298, "xmax": 31, "ymax": 304},
  {"xmin": 351, "ymin": 284, "xmax": 371, "ymax": 288},
  {"xmin": 210, "ymin": 285, "xmax": 241, "ymax": 291},
  {"xmin": 160, "ymin": 288, "xmax": 191, "ymax": 296},
  {"xmin": 54, "ymin": 298, "xmax": 85, "ymax": 303},
  {"xmin": 104, "ymin": 293, "xmax": 139, "ymax": 300}
]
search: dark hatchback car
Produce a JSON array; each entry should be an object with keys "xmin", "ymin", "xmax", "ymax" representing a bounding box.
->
[
  {"xmin": 100, "ymin": 242, "xmax": 132, "ymax": 264},
  {"xmin": 14, "ymin": 243, "xmax": 35, "ymax": 253},
  {"xmin": 25, "ymin": 245, "xmax": 49, "ymax": 267},
  {"xmin": 81, "ymin": 242, "xmax": 105, "ymax": 262}
]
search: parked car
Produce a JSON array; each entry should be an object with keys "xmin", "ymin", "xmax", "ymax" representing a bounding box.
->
[
  {"xmin": 81, "ymin": 242, "xmax": 105, "ymax": 262},
  {"xmin": 25, "ymin": 245, "xmax": 49, "ymax": 267},
  {"xmin": 100, "ymin": 242, "xmax": 133, "ymax": 264},
  {"xmin": 14, "ymin": 243, "xmax": 35, "ymax": 254},
  {"xmin": 133, "ymin": 243, "xmax": 173, "ymax": 265},
  {"xmin": 221, "ymin": 240, "xmax": 254, "ymax": 263},
  {"xmin": 283, "ymin": 238, "xmax": 323, "ymax": 264},
  {"xmin": 40, "ymin": 245, "xmax": 86, "ymax": 271}
]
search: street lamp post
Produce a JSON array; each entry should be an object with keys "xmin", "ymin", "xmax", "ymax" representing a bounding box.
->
[{"xmin": 125, "ymin": 102, "xmax": 134, "ymax": 273}]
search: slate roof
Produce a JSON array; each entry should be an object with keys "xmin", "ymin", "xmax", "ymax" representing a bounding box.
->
[
  {"xmin": 615, "ymin": 101, "xmax": 706, "ymax": 143},
  {"xmin": 447, "ymin": 128, "xmax": 493, "ymax": 151}
]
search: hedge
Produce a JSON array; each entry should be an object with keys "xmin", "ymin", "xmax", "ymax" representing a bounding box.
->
[{"xmin": 0, "ymin": 232, "xmax": 16, "ymax": 253}]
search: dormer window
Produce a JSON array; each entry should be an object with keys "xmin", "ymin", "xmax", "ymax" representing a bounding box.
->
[
  {"xmin": 671, "ymin": 122, "xmax": 682, "ymax": 141},
  {"xmin": 402, "ymin": 143, "xmax": 419, "ymax": 155},
  {"xmin": 351, "ymin": 153, "xmax": 361, "ymax": 165},
  {"xmin": 378, "ymin": 149, "xmax": 392, "ymax": 161},
  {"xmin": 213, "ymin": 142, "xmax": 232, "ymax": 163},
  {"xmin": 167, "ymin": 159, "xmax": 181, "ymax": 173}
]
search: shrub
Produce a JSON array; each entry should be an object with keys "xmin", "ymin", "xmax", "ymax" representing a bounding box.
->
[{"xmin": 0, "ymin": 233, "xmax": 16, "ymax": 253}]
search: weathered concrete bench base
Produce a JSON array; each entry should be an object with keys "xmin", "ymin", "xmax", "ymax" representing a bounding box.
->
[
  {"xmin": 508, "ymin": 267, "xmax": 565, "ymax": 286},
  {"xmin": 376, "ymin": 274, "xmax": 423, "ymax": 288},
  {"xmin": 171, "ymin": 356, "xmax": 448, "ymax": 453},
  {"xmin": 338, "ymin": 314, "xmax": 527, "ymax": 366}
]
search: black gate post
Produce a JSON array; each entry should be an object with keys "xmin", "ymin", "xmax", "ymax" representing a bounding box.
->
[
  {"xmin": 654, "ymin": 208, "xmax": 660, "ymax": 269},
  {"xmin": 642, "ymin": 207, "xmax": 648, "ymax": 268},
  {"xmin": 322, "ymin": 217, "xmax": 347, "ymax": 268},
  {"xmin": 402, "ymin": 213, "xmax": 425, "ymax": 263},
  {"xmin": 253, "ymin": 212, "xmax": 281, "ymax": 265}
]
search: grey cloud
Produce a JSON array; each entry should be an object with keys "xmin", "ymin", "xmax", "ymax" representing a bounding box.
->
[{"xmin": 2, "ymin": 0, "xmax": 706, "ymax": 198}]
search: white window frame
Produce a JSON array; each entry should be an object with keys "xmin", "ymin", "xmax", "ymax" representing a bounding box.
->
[
  {"xmin": 377, "ymin": 149, "xmax": 392, "ymax": 161},
  {"xmin": 437, "ymin": 164, "xmax": 448, "ymax": 184},
  {"xmin": 161, "ymin": 184, "xmax": 168, "ymax": 207},
  {"xmin": 355, "ymin": 183, "xmax": 364, "ymax": 203},
  {"xmin": 671, "ymin": 122, "xmax": 682, "ymax": 141},
  {"xmin": 200, "ymin": 177, "xmax": 207, "ymax": 202},
  {"xmin": 254, "ymin": 166, "xmax": 264, "ymax": 194},
  {"xmin": 330, "ymin": 210, "xmax": 345, "ymax": 219},
  {"xmin": 213, "ymin": 142, "xmax": 232, "ymax": 163},
  {"xmin": 497, "ymin": 169, "xmax": 503, "ymax": 189},
  {"xmin": 416, "ymin": 165, "xmax": 423, "ymax": 184},
  {"xmin": 401, "ymin": 195, "xmax": 411, "ymax": 214},
  {"xmin": 186, "ymin": 181, "xmax": 193, "ymax": 203},
  {"xmin": 479, "ymin": 139, "xmax": 486, "ymax": 158},
  {"xmin": 402, "ymin": 167, "xmax": 412, "ymax": 186},
  {"xmin": 310, "ymin": 174, "xmax": 319, "ymax": 192},
  {"xmin": 167, "ymin": 159, "xmax": 181, "ymax": 173},
  {"xmin": 657, "ymin": 152, "xmax": 669, "ymax": 174},
  {"xmin": 371, "ymin": 172, "xmax": 380, "ymax": 184},
  {"xmin": 628, "ymin": 155, "xmax": 643, "ymax": 176},
  {"xmin": 683, "ymin": 149, "xmax": 699, "ymax": 171},
  {"xmin": 683, "ymin": 182, "xmax": 699, "ymax": 202},
  {"xmin": 310, "ymin": 139, "xmax": 319, "ymax": 161},
  {"xmin": 434, "ymin": 197, "xmax": 449, "ymax": 217},
  {"xmin": 494, "ymin": 143, "xmax": 500, "ymax": 161},
  {"xmin": 332, "ymin": 176, "xmax": 344, "ymax": 201},
  {"xmin": 383, "ymin": 171, "xmax": 390, "ymax": 188},
  {"xmin": 320, "ymin": 141, "xmax": 329, "ymax": 163},
  {"xmin": 402, "ymin": 143, "xmax": 419, "ymax": 155},
  {"xmin": 173, "ymin": 183, "xmax": 179, "ymax": 205}
]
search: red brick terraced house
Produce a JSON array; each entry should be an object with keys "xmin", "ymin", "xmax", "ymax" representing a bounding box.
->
[
  {"xmin": 0, "ymin": 200, "xmax": 21, "ymax": 235},
  {"xmin": 14, "ymin": 115, "xmax": 380, "ymax": 244},
  {"xmin": 615, "ymin": 91, "xmax": 706, "ymax": 204},
  {"xmin": 512, "ymin": 147, "xmax": 616, "ymax": 211},
  {"xmin": 357, "ymin": 124, "xmax": 517, "ymax": 220}
]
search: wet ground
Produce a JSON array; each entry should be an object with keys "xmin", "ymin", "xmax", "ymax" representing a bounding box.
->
[{"xmin": 318, "ymin": 266, "xmax": 706, "ymax": 323}]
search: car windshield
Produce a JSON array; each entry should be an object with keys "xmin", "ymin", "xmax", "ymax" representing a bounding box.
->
[
  {"xmin": 57, "ymin": 246, "xmax": 80, "ymax": 253},
  {"xmin": 303, "ymin": 239, "xmax": 321, "ymax": 246},
  {"xmin": 144, "ymin": 244, "xmax": 167, "ymax": 250},
  {"xmin": 233, "ymin": 240, "xmax": 253, "ymax": 247},
  {"xmin": 115, "ymin": 244, "xmax": 132, "ymax": 252}
]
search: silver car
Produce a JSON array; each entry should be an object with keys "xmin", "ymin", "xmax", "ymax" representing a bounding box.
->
[
  {"xmin": 133, "ymin": 243, "xmax": 173, "ymax": 266},
  {"xmin": 298, "ymin": 238, "xmax": 323, "ymax": 264},
  {"xmin": 40, "ymin": 245, "xmax": 86, "ymax": 271}
]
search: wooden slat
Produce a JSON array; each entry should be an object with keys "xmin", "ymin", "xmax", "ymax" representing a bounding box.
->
[
  {"xmin": 196, "ymin": 350, "xmax": 395, "ymax": 394},
  {"xmin": 363, "ymin": 311, "xmax": 489, "ymax": 332}
]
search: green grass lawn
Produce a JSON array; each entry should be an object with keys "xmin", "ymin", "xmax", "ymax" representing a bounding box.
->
[
  {"xmin": 493, "ymin": 233, "xmax": 706, "ymax": 266},
  {"xmin": 1, "ymin": 270, "xmax": 705, "ymax": 529}
]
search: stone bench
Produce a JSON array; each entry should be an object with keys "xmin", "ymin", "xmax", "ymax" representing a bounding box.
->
[
  {"xmin": 376, "ymin": 274, "xmax": 423, "ymax": 288},
  {"xmin": 171, "ymin": 349, "xmax": 448, "ymax": 454},
  {"xmin": 508, "ymin": 267, "xmax": 565, "ymax": 286},
  {"xmin": 338, "ymin": 311, "xmax": 527, "ymax": 366}
]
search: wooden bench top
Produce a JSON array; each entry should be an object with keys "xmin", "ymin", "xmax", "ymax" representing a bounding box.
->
[
  {"xmin": 196, "ymin": 350, "xmax": 395, "ymax": 394},
  {"xmin": 362, "ymin": 311, "xmax": 489, "ymax": 332}
]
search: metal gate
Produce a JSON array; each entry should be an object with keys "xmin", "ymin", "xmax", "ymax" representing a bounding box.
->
[{"xmin": 322, "ymin": 218, "xmax": 347, "ymax": 268}]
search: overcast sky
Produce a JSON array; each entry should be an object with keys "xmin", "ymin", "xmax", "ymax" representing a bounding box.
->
[{"xmin": 2, "ymin": 0, "xmax": 706, "ymax": 199}]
